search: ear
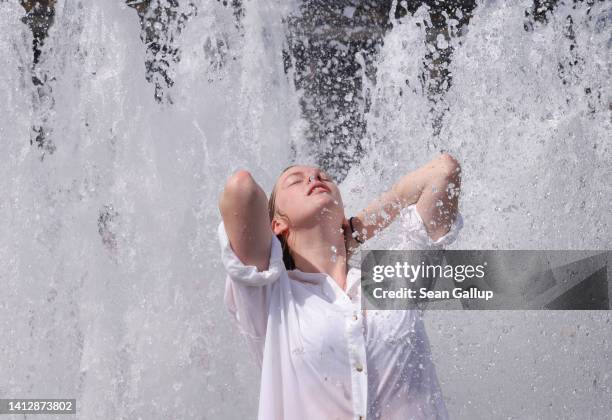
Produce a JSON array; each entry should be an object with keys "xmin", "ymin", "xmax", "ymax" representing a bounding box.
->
[{"xmin": 271, "ymin": 218, "xmax": 289, "ymax": 236}]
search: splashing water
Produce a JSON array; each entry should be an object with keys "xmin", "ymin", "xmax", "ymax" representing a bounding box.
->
[
  {"xmin": 1, "ymin": 0, "xmax": 610, "ymax": 418},
  {"xmin": 1, "ymin": 0, "xmax": 300, "ymax": 418},
  {"xmin": 341, "ymin": 2, "xmax": 611, "ymax": 418}
]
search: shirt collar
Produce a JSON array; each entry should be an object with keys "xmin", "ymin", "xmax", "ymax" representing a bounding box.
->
[{"xmin": 288, "ymin": 266, "xmax": 362, "ymax": 301}]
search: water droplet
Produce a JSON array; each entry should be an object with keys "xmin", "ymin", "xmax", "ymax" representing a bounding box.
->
[
  {"xmin": 330, "ymin": 245, "xmax": 338, "ymax": 262},
  {"xmin": 436, "ymin": 34, "xmax": 448, "ymax": 49}
]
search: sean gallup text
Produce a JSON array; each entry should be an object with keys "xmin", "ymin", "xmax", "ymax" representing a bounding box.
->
[{"xmin": 373, "ymin": 287, "xmax": 494, "ymax": 301}]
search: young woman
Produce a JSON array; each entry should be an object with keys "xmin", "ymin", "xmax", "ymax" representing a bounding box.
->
[{"xmin": 217, "ymin": 153, "xmax": 464, "ymax": 420}]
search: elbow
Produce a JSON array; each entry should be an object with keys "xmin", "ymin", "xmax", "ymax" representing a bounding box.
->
[
  {"xmin": 225, "ymin": 170, "xmax": 257, "ymax": 193},
  {"xmin": 437, "ymin": 153, "xmax": 461, "ymax": 184},
  {"xmin": 219, "ymin": 170, "xmax": 259, "ymax": 213}
]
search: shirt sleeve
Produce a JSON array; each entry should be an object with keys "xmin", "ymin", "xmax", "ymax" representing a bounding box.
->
[
  {"xmin": 218, "ymin": 220, "xmax": 285, "ymax": 348},
  {"xmin": 400, "ymin": 203, "xmax": 464, "ymax": 249}
]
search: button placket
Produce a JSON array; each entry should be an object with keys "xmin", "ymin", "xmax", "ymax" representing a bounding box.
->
[{"xmin": 346, "ymin": 302, "xmax": 367, "ymax": 420}]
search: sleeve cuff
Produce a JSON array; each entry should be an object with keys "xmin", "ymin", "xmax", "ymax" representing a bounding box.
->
[
  {"xmin": 401, "ymin": 204, "xmax": 464, "ymax": 249},
  {"xmin": 218, "ymin": 220, "xmax": 285, "ymax": 286}
]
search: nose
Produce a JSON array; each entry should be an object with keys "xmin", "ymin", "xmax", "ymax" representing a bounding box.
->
[
  {"xmin": 308, "ymin": 168, "xmax": 321, "ymax": 184},
  {"xmin": 307, "ymin": 169, "xmax": 320, "ymax": 184}
]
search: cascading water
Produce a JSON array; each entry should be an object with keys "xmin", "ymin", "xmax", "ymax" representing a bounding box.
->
[
  {"xmin": 1, "ymin": 0, "xmax": 610, "ymax": 419},
  {"xmin": 343, "ymin": 1, "xmax": 611, "ymax": 418},
  {"xmin": 1, "ymin": 0, "xmax": 300, "ymax": 418}
]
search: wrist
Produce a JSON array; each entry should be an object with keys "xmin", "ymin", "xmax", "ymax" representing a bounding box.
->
[{"xmin": 349, "ymin": 216, "xmax": 365, "ymax": 244}]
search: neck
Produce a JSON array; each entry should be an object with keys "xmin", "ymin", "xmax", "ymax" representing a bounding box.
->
[{"xmin": 289, "ymin": 221, "xmax": 348, "ymax": 291}]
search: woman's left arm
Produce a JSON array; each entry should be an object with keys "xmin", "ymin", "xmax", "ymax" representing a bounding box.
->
[{"xmin": 346, "ymin": 153, "xmax": 461, "ymax": 252}]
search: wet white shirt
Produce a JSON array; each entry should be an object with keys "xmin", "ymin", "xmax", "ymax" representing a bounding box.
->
[{"xmin": 218, "ymin": 204, "xmax": 464, "ymax": 420}]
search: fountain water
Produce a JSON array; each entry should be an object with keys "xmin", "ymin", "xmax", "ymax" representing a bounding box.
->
[{"xmin": 1, "ymin": 0, "xmax": 610, "ymax": 418}]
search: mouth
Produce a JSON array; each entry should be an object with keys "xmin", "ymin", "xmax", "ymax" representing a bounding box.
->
[{"xmin": 308, "ymin": 182, "xmax": 331, "ymax": 196}]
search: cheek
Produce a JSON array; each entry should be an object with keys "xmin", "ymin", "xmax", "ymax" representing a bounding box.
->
[{"xmin": 278, "ymin": 191, "xmax": 304, "ymax": 216}]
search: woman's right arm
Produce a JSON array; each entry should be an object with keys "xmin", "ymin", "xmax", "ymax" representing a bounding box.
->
[
  {"xmin": 218, "ymin": 171, "xmax": 285, "ymax": 364},
  {"xmin": 218, "ymin": 170, "xmax": 274, "ymax": 272}
]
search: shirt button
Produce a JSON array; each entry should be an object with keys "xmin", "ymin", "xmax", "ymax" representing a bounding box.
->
[
  {"xmin": 355, "ymin": 362, "xmax": 363, "ymax": 372},
  {"xmin": 352, "ymin": 314, "xmax": 358, "ymax": 321}
]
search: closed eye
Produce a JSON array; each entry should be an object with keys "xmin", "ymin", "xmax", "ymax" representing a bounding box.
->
[{"xmin": 284, "ymin": 171, "xmax": 332, "ymax": 187}]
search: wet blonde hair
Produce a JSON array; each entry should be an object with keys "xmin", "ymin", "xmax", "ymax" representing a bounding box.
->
[
  {"xmin": 268, "ymin": 165, "xmax": 349, "ymax": 270},
  {"xmin": 268, "ymin": 165, "xmax": 298, "ymax": 270}
]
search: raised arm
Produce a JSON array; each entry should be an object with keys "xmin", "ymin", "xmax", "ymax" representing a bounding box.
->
[
  {"xmin": 218, "ymin": 170, "xmax": 274, "ymax": 272},
  {"xmin": 347, "ymin": 153, "xmax": 461, "ymax": 252}
]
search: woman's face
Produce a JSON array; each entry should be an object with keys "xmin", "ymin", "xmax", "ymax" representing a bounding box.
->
[{"xmin": 271, "ymin": 165, "xmax": 346, "ymax": 236}]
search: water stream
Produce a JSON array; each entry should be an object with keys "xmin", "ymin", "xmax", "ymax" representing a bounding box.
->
[{"xmin": 1, "ymin": 0, "xmax": 610, "ymax": 418}]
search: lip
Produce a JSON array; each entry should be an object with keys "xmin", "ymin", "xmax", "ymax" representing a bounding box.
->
[{"xmin": 307, "ymin": 181, "xmax": 331, "ymax": 196}]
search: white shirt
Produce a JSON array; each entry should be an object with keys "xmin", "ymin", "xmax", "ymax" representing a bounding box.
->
[{"xmin": 218, "ymin": 204, "xmax": 464, "ymax": 420}]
